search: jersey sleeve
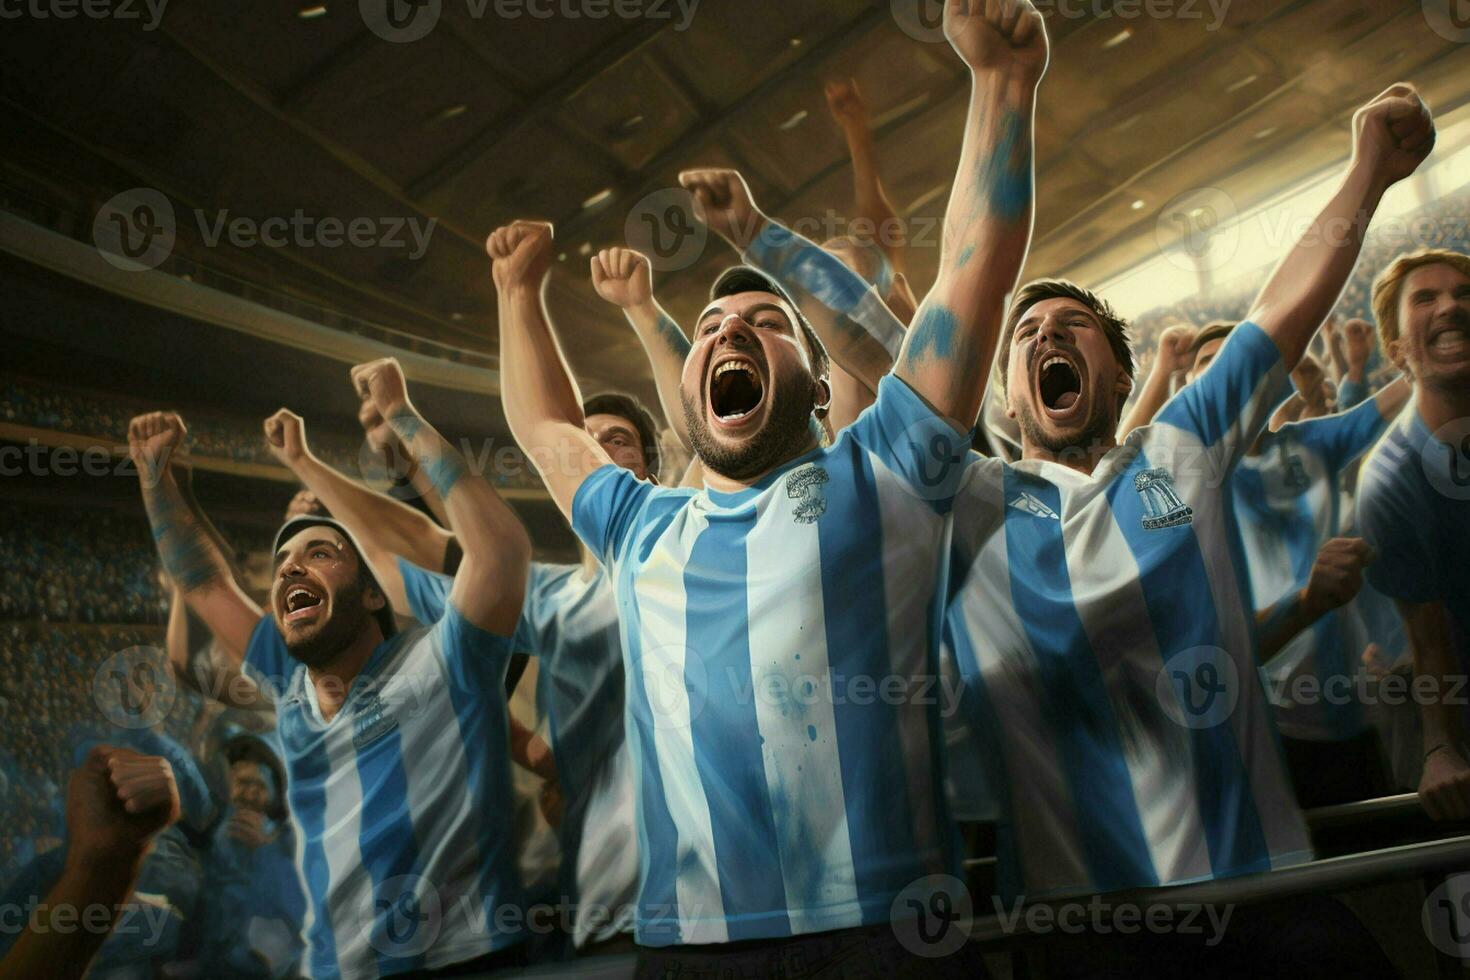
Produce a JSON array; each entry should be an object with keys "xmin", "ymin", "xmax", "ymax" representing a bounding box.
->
[
  {"xmin": 1358, "ymin": 456, "xmax": 1441, "ymax": 604},
  {"xmin": 1336, "ymin": 377, "xmax": 1369, "ymax": 410},
  {"xmin": 396, "ymin": 556, "xmax": 453, "ymax": 625},
  {"xmin": 1156, "ymin": 321, "xmax": 1287, "ymax": 472},
  {"xmin": 842, "ymin": 373, "xmax": 974, "ymax": 512},
  {"xmin": 571, "ymin": 464, "xmax": 657, "ymax": 566},
  {"xmin": 432, "ymin": 598, "xmax": 517, "ymax": 696},
  {"xmin": 1288, "ymin": 395, "xmax": 1391, "ymax": 474},
  {"xmin": 243, "ymin": 615, "xmax": 292, "ymax": 699}
]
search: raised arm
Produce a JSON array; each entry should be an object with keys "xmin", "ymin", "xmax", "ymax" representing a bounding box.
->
[
  {"xmin": 1118, "ymin": 325, "xmax": 1196, "ymax": 439},
  {"xmin": 678, "ymin": 168, "xmax": 904, "ymax": 395},
  {"xmin": 1254, "ymin": 537, "xmax": 1373, "ymax": 661},
  {"xmin": 1401, "ymin": 600, "xmax": 1470, "ymax": 819},
  {"xmin": 351, "ymin": 358, "xmax": 530, "ymax": 636},
  {"xmin": 129, "ymin": 413, "xmax": 262, "ymax": 666},
  {"xmin": 1248, "ymin": 85, "xmax": 1434, "ymax": 369},
  {"xmin": 263, "ymin": 408, "xmax": 450, "ymax": 615},
  {"xmin": 826, "ymin": 76, "xmax": 908, "ymax": 278},
  {"xmin": 489, "ymin": 220, "xmax": 615, "ymax": 522},
  {"xmin": 590, "ymin": 246, "xmax": 693, "ymax": 453},
  {"xmin": 894, "ymin": 0, "xmax": 1047, "ymax": 428}
]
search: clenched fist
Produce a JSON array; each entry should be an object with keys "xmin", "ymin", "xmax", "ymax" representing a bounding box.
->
[
  {"xmin": 350, "ymin": 357, "xmax": 411, "ymax": 421},
  {"xmin": 127, "ymin": 411, "xmax": 187, "ymax": 479},
  {"xmin": 825, "ymin": 77, "xmax": 868, "ymax": 133},
  {"xmin": 590, "ymin": 246, "xmax": 654, "ymax": 311},
  {"xmin": 263, "ymin": 408, "xmax": 310, "ymax": 469},
  {"xmin": 67, "ymin": 746, "xmax": 180, "ymax": 870},
  {"xmin": 678, "ymin": 168, "xmax": 763, "ymax": 250},
  {"xmin": 1301, "ymin": 537, "xmax": 1375, "ymax": 618},
  {"xmin": 944, "ymin": 0, "xmax": 1048, "ymax": 85},
  {"xmin": 1352, "ymin": 83, "xmax": 1435, "ymax": 189},
  {"xmin": 1155, "ymin": 325, "xmax": 1198, "ymax": 376},
  {"xmin": 1421, "ymin": 745, "xmax": 1470, "ymax": 821},
  {"xmin": 487, "ymin": 220, "xmax": 555, "ymax": 294}
]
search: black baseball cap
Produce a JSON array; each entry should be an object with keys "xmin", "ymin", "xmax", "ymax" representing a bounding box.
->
[{"xmin": 272, "ymin": 516, "xmax": 397, "ymax": 640}]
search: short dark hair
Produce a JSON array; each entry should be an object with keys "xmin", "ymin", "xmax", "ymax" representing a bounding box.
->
[
  {"xmin": 1189, "ymin": 320, "xmax": 1236, "ymax": 355},
  {"xmin": 1000, "ymin": 278, "xmax": 1134, "ymax": 391},
  {"xmin": 709, "ymin": 266, "xmax": 830, "ymax": 382},
  {"xmin": 224, "ymin": 734, "xmax": 288, "ymax": 821},
  {"xmin": 582, "ymin": 391, "xmax": 661, "ymax": 477}
]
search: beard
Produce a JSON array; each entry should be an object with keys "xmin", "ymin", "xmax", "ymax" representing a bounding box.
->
[
  {"xmin": 283, "ymin": 579, "xmax": 371, "ymax": 670},
  {"xmin": 683, "ymin": 369, "xmax": 819, "ymax": 482},
  {"xmin": 1014, "ymin": 392, "xmax": 1116, "ymax": 461}
]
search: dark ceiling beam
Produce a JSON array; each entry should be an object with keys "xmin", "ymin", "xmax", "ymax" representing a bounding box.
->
[
  {"xmin": 277, "ymin": 29, "xmax": 381, "ymax": 112},
  {"xmin": 405, "ymin": 17, "xmax": 671, "ymax": 199},
  {"xmin": 552, "ymin": 1, "xmax": 894, "ymax": 244}
]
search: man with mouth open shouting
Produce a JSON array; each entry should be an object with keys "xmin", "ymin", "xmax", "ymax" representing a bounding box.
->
[
  {"xmin": 490, "ymin": 1, "xmax": 1045, "ymax": 973},
  {"xmin": 126, "ymin": 356, "xmax": 533, "ymax": 980},
  {"xmin": 1357, "ymin": 248, "xmax": 1470, "ymax": 821},
  {"xmin": 942, "ymin": 84, "xmax": 1433, "ymax": 978}
]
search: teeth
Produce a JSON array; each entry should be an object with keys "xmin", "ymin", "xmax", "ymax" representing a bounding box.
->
[
  {"xmin": 715, "ymin": 360, "xmax": 755, "ymax": 378},
  {"xmin": 286, "ymin": 587, "xmax": 317, "ymax": 611},
  {"xmin": 1042, "ymin": 356, "xmax": 1068, "ymax": 372}
]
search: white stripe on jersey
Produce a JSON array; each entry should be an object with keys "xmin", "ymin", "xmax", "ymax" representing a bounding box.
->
[{"xmin": 313, "ymin": 696, "xmax": 373, "ymax": 976}]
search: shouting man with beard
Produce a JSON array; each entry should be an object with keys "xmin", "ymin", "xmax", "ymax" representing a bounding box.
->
[
  {"xmin": 490, "ymin": 1, "xmax": 1046, "ymax": 973},
  {"xmin": 942, "ymin": 84, "xmax": 1433, "ymax": 978},
  {"xmin": 127, "ymin": 356, "xmax": 532, "ymax": 980}
]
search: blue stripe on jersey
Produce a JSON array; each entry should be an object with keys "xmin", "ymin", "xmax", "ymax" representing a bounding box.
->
[
  {"xmin": 820, "ymin": 447, "xmax": 921, "ymax": 903},
  {"xmin": 1157, "ymin": 321, "xmax": 1278, "ymax": 449},
  {"xmin": 288, "ymin": 738, "xmax": 339, "ymax": 979},
  {"xmin": 357, "ymin": 725, "xmax": 425, "ymax": 977},
  {"xmin": 683, "ymin": 515, "xmax": 790, "ymax": 941},
  {"xmin": 943, "ymin": 613, "xmax": 1023, "ymax": 898},
  {"xmin": 1001, "ymin": 469, "xmax": 1157, "ymax": 892},
  {"xmin": 1106, "ymin": 448, "xmax": 1271, "ymax": 876}
]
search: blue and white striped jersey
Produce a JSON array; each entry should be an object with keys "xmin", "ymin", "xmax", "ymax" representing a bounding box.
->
[
  {"xmin": 398, "ymin": 558, "xmax": 638, "ymax": 947},
  {"xmin": 244, "ymin": 604, "xmax": 523, "ymax": 980},
  {"xmin": 1232, "ymin": 396, "xmax": 1392, "ymax": 740},
  {"xmin": 570, "ymin": 374, "xmax": 971, "ymax": 946},
  {"xmin": 946, "ymin": 321, "xmax": 1311, "ymax": 901},
  {"xmin": 1358, "ymin": 405, "xmax": 1470, "ymax": 671}
]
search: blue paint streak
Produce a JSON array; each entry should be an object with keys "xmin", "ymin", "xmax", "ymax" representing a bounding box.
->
[{"xmin": 906, "ymin": 304, "xmax": 958, "ymax": 365}]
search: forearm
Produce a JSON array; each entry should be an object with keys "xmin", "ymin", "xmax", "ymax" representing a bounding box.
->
[
  {"xmin": 1117, "ymin": 364, "xmax": 1175, "ymax": 439},
  {"xmin": 624, "ymin": 299, "xmax": 693, "ymax": 451},
  {"xmin": 1250, "ymin": 165, "xmax": 1386, "ymax": 369},
  {"xmin": 499, "ymin": 285, "xmax": 587, "ymax": 445},
  {"xmin": 744, "ymin": 218, "xmax": 902, "ymax": 391},
  {"xmin": 1255, "ymin": 589, "xmax": 1321, "ymax": 662},
  {"xmin": 841, "ymin": 122, "xmax": 906, "ymax": 272},
  {"xmin": 898, "ymin": 72, "xmax": 1036, "ymax": 423},
  {"xmin": 1328, "ymin": 333, "xmax": 1349, "ymax": 380},
  {"xmin": 0, "ymin": 853, "xmax": 141, "ymax": 980},
  {"xmin": 165, "ymin": 587, "xmax": 190, "ymax": 678},
  {"xmin": 386, "ymin": 404, "xmax": 530, "ymax": 630},
  {"xmin": 141, "ymin": 468, "xmax": 233, "ymax": 595},
  {"xmin": 291, "ymin": 453, "xmax": 451, "ymax": 573},
  {"xmin": 1404, "ymin": 602, "xmax": 1463, "ymax": 753}
]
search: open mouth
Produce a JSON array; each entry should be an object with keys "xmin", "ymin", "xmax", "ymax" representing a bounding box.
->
[
  {"xmin": 1428, "ymin": 321, "xmax": 1470, "ymax": 361},
  {"xmin": 708, "ymin": 356, "xmax": 765, "ymax": 425},
  {"xmin": 282, "ymin": 584, "xmax": 324, "ymax": 624},
  {"xmin": 1037, "ymin": 353, "xmax": 1083, "ymax": 414}
]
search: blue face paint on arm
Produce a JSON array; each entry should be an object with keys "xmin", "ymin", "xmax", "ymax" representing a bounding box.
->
[
  {"xmin": 905, "ymin": 304, "xmax": 958, "ymax": 366},
  {"xmin": 656, "ymin": 312, "xmax": 691, "ymax": 358},
  {"xmin": 981, "ymin": 110, "xmax": 1032, "ymax": 223}
]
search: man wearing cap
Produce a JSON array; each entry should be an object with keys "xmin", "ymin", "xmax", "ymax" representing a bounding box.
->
[{"xmin": 126, "ymin": 356, "xmax": 533, "ymax": 980}]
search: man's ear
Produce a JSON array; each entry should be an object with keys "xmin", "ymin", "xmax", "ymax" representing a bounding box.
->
[
  {"xmin": 1386, "ymin": 337, "xmax": 1411, "ymax": 376},
  {"xmin": 363, "ymin": 583, "xmax": 386, "ymax": 612},
  {"xmin": 813, "ymin": 377, "xmax": 833, "ymax": 419}
]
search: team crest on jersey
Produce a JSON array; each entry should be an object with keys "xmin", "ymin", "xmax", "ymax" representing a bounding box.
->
[
  {"xmin": 1007, "ymin": 491, "xmax": 1058, "ymax": 520},
  {"xmin": 352, "ymin": 692, "xmax": 398, "ymax": 750},
  {"xmin": 786, "ymin": 466, "xmax": 829, "ymax": 524},
  {"xmin": 1134, "ymin": 468, "xmax": 1194, "ymax": 529},
  {"xmin": 1282, "ymin": 454, "xmax": 1310, "ymax": 492}
]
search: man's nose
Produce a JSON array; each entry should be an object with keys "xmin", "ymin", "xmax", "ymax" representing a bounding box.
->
[{"xmin": 715, "ymin": 314, "xmax": 754, "ymax": 346}]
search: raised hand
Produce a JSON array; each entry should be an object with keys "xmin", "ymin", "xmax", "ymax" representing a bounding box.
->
[
  {"xmin": 263, "ymin": 408, "xmax": 309, "ymax": 469},
  {"xmin": 944, "ymin": 0, "xmax": 1048, "ymax": 85},
  {"xmin": 1344, "ymin": 318, "xmax": 1375, "ymax": 373},
  {"xmin": 590, "ymin": 246, "xmax": 654, "ymax": 311},
  {"xmin": 487, "ymin": 220, "xmax": 555, "ymax": 294},
  {"xmin": 127, "ymin": 411, "xmax": 187, "ymax": 476},
  {"xmin": 1351, "ymin": 83, "xmax": 1435, "ymax": 189},
  {"xmin": 1302, "ymin": 537, "xmax": 1375, "ymax": 617},
  {"xmin": 350, "ymin": 357, "xmax": 411, "ymax": 421},
  {"xmin": 1156, "ymin": 324, "xmax": 1198, "ymax": 376},
  {"xmin": 1421, "ymin": 745, "xmax": 1470, "ymax": 821},
  {"xmin": 678, "ymin": 168, "xmax": 763, "ymax": 250},
  {"xmin": 825, "ymin": 77, "xmax": 868, "ymax": 132},
  {"xmin": 66, "ymin": 746, "xmax": 180, "ymax": 870}
]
